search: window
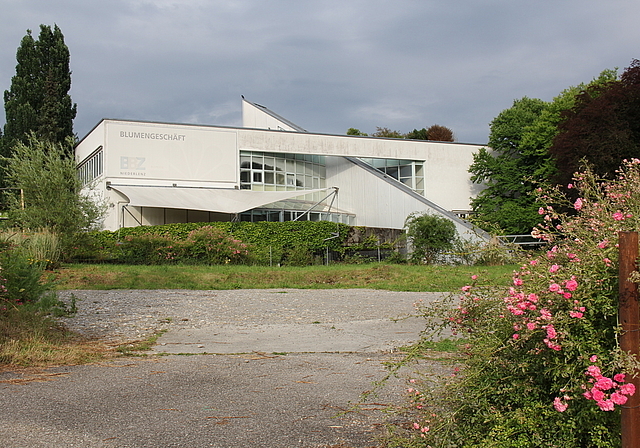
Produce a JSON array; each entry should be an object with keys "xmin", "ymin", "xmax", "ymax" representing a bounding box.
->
[{"xmin": 359, "ymin": 157, "xmax": 425, "ymax": 195}]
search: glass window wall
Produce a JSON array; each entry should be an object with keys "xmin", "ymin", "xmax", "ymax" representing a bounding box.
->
[{"xmin": 359, "ymin": 157, "xmax": 425, "ymax": 195}]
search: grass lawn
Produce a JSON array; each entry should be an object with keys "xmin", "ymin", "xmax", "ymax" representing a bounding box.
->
[{"xmin": 52, "ymin": 262, "xmax": 517, "ymax": 291}]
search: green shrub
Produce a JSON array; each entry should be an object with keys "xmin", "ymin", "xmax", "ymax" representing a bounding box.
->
[
  {"xmin": 4, "ymin": 136, "xmax": 105, "ymax": 258},
  {"xmin": 0, "ymin": 245, "xmax": 52, "ymax": 305},
  {"xmin": 83, "ymin": 221, "xmax": 352, "ymax": 265},
  {"xmin": 117, "ymin": 233, "xmax": 185, "ymax": 265},
  {"xmin": 404, "ymin": 212, "xmax": 457, "ymax": 264},
  {"xmin": 281, "ymin": 245, "xmax": 315, "ymax": 266}
]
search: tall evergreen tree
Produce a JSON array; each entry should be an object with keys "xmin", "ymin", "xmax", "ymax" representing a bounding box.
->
[{"xmin": 2, "ymin": 24, "xmax": 77, "ymax": 156}]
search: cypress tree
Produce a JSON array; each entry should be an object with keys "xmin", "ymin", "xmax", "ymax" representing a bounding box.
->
[{"xmin": 2, "ymin": 24, "xmax": 77, "ymax": 156}]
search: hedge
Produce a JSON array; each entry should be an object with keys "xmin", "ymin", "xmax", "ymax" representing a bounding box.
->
[{"xmin": 75, "ymin": 221, "xmax": 360, "ymax": 266}]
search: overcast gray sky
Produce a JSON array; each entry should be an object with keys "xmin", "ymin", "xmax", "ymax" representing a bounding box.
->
[{"xmin": 1, "ymin": 0, "xmax": 639, "ymax": 144}]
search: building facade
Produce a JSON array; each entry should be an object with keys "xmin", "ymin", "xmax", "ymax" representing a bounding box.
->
[{"xmin": 75, "ymin": 98, "xmax": 486, "ymax": 239}]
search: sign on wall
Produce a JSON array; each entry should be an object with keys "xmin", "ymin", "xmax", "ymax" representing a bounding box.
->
[{"xmin": 106, "ymin": 122, "xmax": 238, "ymax": 183}]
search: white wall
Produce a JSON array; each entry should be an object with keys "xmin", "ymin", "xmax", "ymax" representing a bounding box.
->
[
  {"xmin": 242, "ymin": 100, "xmax": 301, "ymax": 131},
  {"xmin": 103, "ymin": 120, "xmax": 238, "ymax": 186},
  {"xmin": 238, "ymin": 129, "xmax": 482, "ymax": 212},
  {"xmin": 75, "ymin": 121, "xmax": 106, "ymax": 163},
  {"xmin": 325, "ymin": 157, "xmax": 478, "ymax": 237}
]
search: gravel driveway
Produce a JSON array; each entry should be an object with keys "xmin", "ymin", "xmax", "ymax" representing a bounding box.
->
[
  {"xmin": 55, "ymin": 289, "xmax": 446, "ymax": 351},
  {"xmin": 0, "ymin": 289, "xmax": 453, "ymax": 448}
]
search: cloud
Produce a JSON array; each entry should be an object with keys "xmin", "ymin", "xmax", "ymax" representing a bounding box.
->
[{"xmin": 0, "ymin": 0, "xmax": 639, "ymax": 144}]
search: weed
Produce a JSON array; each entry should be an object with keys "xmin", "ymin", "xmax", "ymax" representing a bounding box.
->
[{"xmin": 116, "ymin": 330, "xmax": 168, "ymax": 356}]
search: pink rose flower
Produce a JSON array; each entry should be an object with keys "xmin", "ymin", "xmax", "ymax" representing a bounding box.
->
[
  {"xmin": 549, "ymin": 264, "xmax": 560, "ymax": 273},
  {"xmin": 574, "ymin": 198, "xmax": 583, "ymax": 210},
  {"xmin": 614, "ymin": 373, "xmax": 626, "ymax": 383},
  {"xmin": 587, "ymin": 365, "xmax": 602, "ymax": 378},
  {"xmin": 611, "ymin": 392, "xmax": 628, "ymax": 405},
  {"xmin": 549, "ymin": 283, "xmax": 561, "ymax": 292},
  {"xmin": 595, "ymin": 377, "xmax": 614, "ymax": 391},
  {"xmin": 613, "ymin": 211, "xmax": 625, "ymax": 221},
  {"xmin": 553, "ymin": 397, "xmax": 569, "ymax": 412},
  {"xmin": 620, "ymin": 383, "xmax": 636, "ymax": 396},
  {"xmin": 592, "ymin": 389, "xmax": 605, "ymax": 402},
  {"xmin": 513, "ymin": 277, "xmax": 523, "ymax": 286},
  {"xmin": 597, "ymin": 400, "xmax": 615, "ymax": 411},
  {"xmin": 565, "ymin": 279, "xmax": 578, "ymax": 291},
  {"xmin": 540, "ymin": 309, "xmax": 553, "ymax": 320}
]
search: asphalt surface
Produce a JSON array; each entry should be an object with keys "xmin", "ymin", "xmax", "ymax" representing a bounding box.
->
[{"xmin": 0, "ymin": 290, "xmax": 452, "ymax": 448}]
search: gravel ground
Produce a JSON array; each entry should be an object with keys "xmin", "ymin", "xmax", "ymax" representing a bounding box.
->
[
  {"xmin": 56, "ymin": 289, "xmax": 442, "ymax": 344},
  {"xmin": 0, "ymin": 289, "xmax": 457, "ymax": 447}
]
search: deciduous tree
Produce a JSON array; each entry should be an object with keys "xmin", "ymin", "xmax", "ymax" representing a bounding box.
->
[
  {"xmin": 371, "ymin": 127, "xmax": 404, "ymax": 138},
  {"xmin": 469, "ymin": 69, "xmax": 618, "ymax": 234},
  {"xmin": 405, "ymin": 128, "xmax": 428, "ymax": 140},
  {"xmin": 550, "ymin": 61, "xmax": 640, "ymax": 187},
  {"xmin": 4, "ymin": 135, "xmax": 103, "ymax": 257},
  {"xmin": 469, "ymin": 97, "xmax": 548, "ymax": 234},
  {"xmin": 426, "ymin": 124, "xmax": 455, "ymax": 142}
]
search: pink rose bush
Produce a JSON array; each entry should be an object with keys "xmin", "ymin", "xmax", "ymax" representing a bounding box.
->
[{"xmin": 404, "ymin": 160, "xmax": 640, "ymax": 447}]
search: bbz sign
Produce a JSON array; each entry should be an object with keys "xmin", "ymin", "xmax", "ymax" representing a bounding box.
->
[{"xmin": 120, "ymin": 157, "xmax": 146, "ymax": 170}]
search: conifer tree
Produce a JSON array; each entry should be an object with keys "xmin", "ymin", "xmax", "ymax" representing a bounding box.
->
[{"xmin": 2, "ymin": 24, "xmax": 77, "ymax": 157}]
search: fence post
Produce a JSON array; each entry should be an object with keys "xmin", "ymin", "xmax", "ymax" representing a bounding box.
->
[{"xmin": 619, "ymin": 231, "xmax": 640, "ymax": 448}]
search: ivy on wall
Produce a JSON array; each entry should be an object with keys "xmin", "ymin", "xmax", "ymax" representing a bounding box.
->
[{"xmin": 82, "ymin": 221, "xmax": 358, "ymax": 265}]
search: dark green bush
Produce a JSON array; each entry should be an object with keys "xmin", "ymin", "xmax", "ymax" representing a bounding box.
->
[
  {"xmin": 404, "ymin": 212, "xmax": 457, "ymax": 264},
  {"xmin": 0, "ymin": 245, "xmax": 52, "ymax": 304}
]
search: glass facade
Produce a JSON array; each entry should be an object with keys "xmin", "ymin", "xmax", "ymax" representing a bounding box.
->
[
  {"xmin": 358, "ymin": 157, "xmax": 425, "ymax": 195},
  {"xmin": 240, "ymin": 151, "xmax": 326, "ymax": 192},
  {"xmin": 239, "ymin": 151, "xmax": 354, "ymax": 224}
]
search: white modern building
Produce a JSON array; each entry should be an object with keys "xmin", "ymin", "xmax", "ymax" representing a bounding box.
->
[{"xmin": 75, "ymin": 98, "xmax": 486, "ymax": 239}]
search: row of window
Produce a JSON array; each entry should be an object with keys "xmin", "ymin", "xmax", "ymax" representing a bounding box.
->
[
  {"xmin": 239, "ymin": 151, "xmax": 326, "ymax": 191},
  {"xmin": 78, "ymin": 147, "xmax": 103, "ymax": 185},
  {"xmin": 78, "ymin": 149, "xmax": 425, "ymax": 199},
  {"xmin": 240, "ymin": 209, "xmax": 355, "ymax": 225}
]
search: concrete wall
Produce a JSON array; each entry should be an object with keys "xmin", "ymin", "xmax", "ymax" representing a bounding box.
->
[
  {"xmin": 325, "ymin": 157, "xmax": 479, "ymax": 238},
  {"xmin": 103, "ymin": 120, "xmax": 238, "ymax": 186},
  {"xmin": 242, "ymin": 100, "xmax": 302, "ymax": 131}
]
